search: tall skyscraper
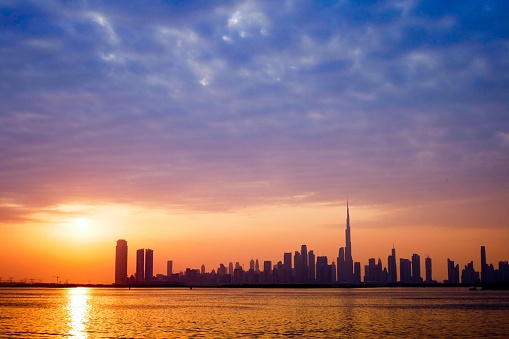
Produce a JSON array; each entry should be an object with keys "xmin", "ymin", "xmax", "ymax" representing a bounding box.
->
[
  {"xmin": 136, "ymin": 249, "xmax": 145, "ymax": 282},
  {"xmin": 145, "ymin": 249, "xmax": 154, "ymax": 282},
  {"xmin": 481, "ymin": 245, "xmax": 487, "ymax": 283},
  {"xmin": 115, "ymin": 239, "xmax": 128, "ymax": 285},
  {"xmin": 447, "ymin": 258, "xmax": 459, "ymax": 284},
  {"xmin": 425, "ymin": 256, "xmax": 432, "ymax": 283},
  {"xmin": 167, "ymin": 260, "xmax": 173, "ymax": 277},
  {"xmin": 412, "ymin": 254, "xmax": 422, "ymax": 283},
  {"xmin": 283, "ymin": 252, "xmax": 292, "ymax": 284},
  {"xmin": 301, "ymin": 244, "xmax": 308, "ymax": 283},
  {"xmin": 400, "ymin": 258, "xmax": 412, "ymax": 284},
  {"xmin": 338, "ymin": 201, "xmax": 354, "ymax": 283},
  {"xmin": 308, "ymin": 250, "xmax": 316, "ymax": 283},
  {"xmin": 294, "ymin": 251, "xmax": 302, "ymax": 283},
  {"xmin": 263, "ymin": 260, "xmax": 272, "ymax": 284},
  {"xmin": 388, "ymin": 246, "xmax": 397, "ymax": 283}
]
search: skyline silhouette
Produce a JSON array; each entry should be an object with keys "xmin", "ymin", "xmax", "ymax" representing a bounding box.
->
[{"xmin": 113, "ymin": 204, "xmax": 509, "ymax": 287}]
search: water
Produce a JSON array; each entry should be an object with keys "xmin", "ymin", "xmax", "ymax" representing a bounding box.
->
[{"xmin": 1, "ymin": 287, "xmax": 508, "ymax": 338}]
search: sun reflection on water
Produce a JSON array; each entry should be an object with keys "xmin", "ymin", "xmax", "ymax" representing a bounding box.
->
[{"xmin": 66, "ymin": 288, "xmax": 90, "ymax": 338}]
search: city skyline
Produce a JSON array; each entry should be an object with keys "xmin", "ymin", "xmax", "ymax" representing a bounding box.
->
[
  {"xmin": 112, "ymin": 204, "xmax": 508, "ymax": 287},
  {"xmin": 1, "ymin": 1, "xmax": 508, "ymax": 285}
]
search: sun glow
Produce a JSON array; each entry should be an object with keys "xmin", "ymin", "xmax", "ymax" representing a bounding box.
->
[{"xmin": 75, "ymin": 218, "xmax": 89, "ymax": 231}]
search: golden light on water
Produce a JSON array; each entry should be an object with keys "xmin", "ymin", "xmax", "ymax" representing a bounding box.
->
[{"xmin": 66, "ymin": 288, "xmax": 90, "ymax": 338}]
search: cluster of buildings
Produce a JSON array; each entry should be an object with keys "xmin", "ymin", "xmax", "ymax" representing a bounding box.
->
[
  {"xmin": 446, "ymin": 246, "xmax": 509, "ymax": 285},
  {"xmin": 114, "ymin": 203, "xmax": 509, "ymax": 286}
]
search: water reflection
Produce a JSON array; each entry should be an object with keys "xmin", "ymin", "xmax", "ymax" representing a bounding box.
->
[{"xmin": 66, "ymin": 288, "xmax": 90, "ymax": 338}]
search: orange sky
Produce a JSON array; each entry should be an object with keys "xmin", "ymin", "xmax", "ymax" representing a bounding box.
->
[{"xmin": 2, "ymin": 201, "xmax": 508, "ymax": 284}]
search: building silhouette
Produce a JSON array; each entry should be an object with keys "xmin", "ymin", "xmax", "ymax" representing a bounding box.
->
[
  {"xmin": 425, "ymin": 256, "xmax": 433, "ymax": 283},
  {"xmin": 400, "ymin": 258, "xmax": 412, "ymax": 284},
  {"xmin": 167, "ymin": 260, "xmax": 173, "ymax": 277},
  {"xmin": 461, "ymin": 261, "xmax": 480, "ymax": 284},
  {"xmin": 481, "ymin": 245, "xmax": 487, "ymax": 283},
  {"xmin": 412, "ymin": 254, "xmax": 423, "ymax": 284},
  {"xmin": 145, "ymin": 249, "xmax": 154, "ymax": 282},
  {"xmin": 300, "ymin": 245, "xmax": 308, "ymax": 283},
  {"xmin": 364, "ymin": 258, "xmax": 388, "ymax": 284},
  {"xmin": 447, "ymin": 259, "xmax": 459, "ymax": 284},
  {"xmin": 308, "ymin": 250, "xmax": 316, "ymax": 283},
  {"xmin": 337, "ymin": 201, "xmax": 356, "ymax": 284},
  {"xmin": 115, "ymin": 239, "xmax": 128, "ymax": 285},
  {"xmin": 388, "ymin": 246, "xmax": 397, "ymax": 284},
  {"xmin": 136, "ymin": 249, "xmax": 144, "ymax": 282}
]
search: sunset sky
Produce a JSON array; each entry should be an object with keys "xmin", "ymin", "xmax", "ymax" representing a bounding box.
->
[{"xmin": 1, "ymin": 1, "xmax": 508, "ymax": 284}]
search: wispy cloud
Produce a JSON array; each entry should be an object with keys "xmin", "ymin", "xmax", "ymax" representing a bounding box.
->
[{"xmin": 1, "ymin": 0, "xmax": 508, "ymax": 225}]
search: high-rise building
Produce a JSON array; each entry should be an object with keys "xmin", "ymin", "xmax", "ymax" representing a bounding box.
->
[
  {"xmin": 263, "ymin": 261, "xmax": 272, "ymax": 284},
  {"xmin": 412, "ymin": 254, "xmax": 423, "ymax": 284},
  {"xmin": 400, "ymin": 258, "xmax": 412, "ymax": 284},
  {"xmin": 308, "ymin": 250, "xmax": 316, "ymax": 283},
  {"xmin": 425, "ymin": 256, "xmax": 432, "ymax": 283},
  {"xmin": 481, "ymin": 245, "xmax": 487, "ymax": 283},
  {"xmin": 338, "ymin": 201, "xmax": 354, "ymax": 283},
  {"xmin": 447, "ymin": 258, "xmax": 459, "ymax": 284},
  {"xmin": 354, "ymin": 262, "xmax": 361, "ymax": 284},
  {"xmin": 136, "ymin": 249, "xmax": 144, "ymax": 282},
  {"xmin": 388, "ymin": 246, "xmax": 397, "ymax": 284},
  {"xmin": 283, "ymin": 252, "xmax": 292, "ymax": 284},
  {"xmin": 301, "ymin": 245, "xmax": 308, "ymax": 283},
  {"xmin": 167, "ymin": 260, "xmax": 173, "ymax": 277},
  {"xmin": 294, "ymin": 251, "xmax": 302, "ymax": 283},
  {"xmin": 145, "ymin": 249, "xmax": 154, "ymax": 282},
  {"xmin": 316, "ymin": 256, "xmax": 329, "ymax": 284},
  {"xmin": 461, "ymin": 261, "xmax": 480, "ymax": 284},
  {"xmin": 115, "ymin": 239, "xmax": 128, "ymax": 285}
]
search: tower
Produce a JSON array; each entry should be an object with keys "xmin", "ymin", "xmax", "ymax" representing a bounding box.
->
[
  {"xmin": 301, "ymin": 244, "xmax": 308, "ymax": 283},
  {"xmin": 145, "ymin": 249, "xmax": 154, "ymax": 282},
  {"xmin": 337, "ymin": 201, "xmax": 354, "ymax": 284},
  {"xmin": 136, "ymin": 248, "xmax": 145, "ymax": 282},
  {"xmin": 412, "ymin": 254, "xmax": 422, "ymax": 284},
  {"xmin": 115, "ymin": 239, "xmax": 128, "ymax": 285},
  {"xmin": 481, "ymin": 246, "xmax": 487, "ymax": 283},
  {"xmin": 388, "ymin": 246, "xmax": 397, "ymax": 284},
  {"xmin": 425, "ymin": 256, "xmax": 432, "ymax": 283},
  {"xmin": 167, "ymin": 260, "xmax": 173, "ymax": 277}
]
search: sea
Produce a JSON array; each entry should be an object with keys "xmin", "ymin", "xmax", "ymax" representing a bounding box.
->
[{"xmin": 1, "ymin": 287, "xmax": 508, "ymax": 338}]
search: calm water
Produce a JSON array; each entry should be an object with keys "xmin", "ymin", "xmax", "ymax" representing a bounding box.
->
[{"xmin": 1, "ymin": 287, "xmax": 508, "ymax": 338}]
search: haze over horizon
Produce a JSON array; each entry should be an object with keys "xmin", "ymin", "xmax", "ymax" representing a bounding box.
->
[{"xmin": 1, "ymin": 1, "xmax": 508, "ymax": 284}]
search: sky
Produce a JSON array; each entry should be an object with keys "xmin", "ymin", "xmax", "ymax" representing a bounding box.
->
[{"xmin": 1, "ymin": 0, "xmax": 508, "ymax": 284}]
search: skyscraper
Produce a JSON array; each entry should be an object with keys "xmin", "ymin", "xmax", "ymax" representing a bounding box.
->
[
  {"xmin": 300, "ymin": 244, "xmax": 308, "ymax": 283},
  {"xmin": 481, "ymin": 245, "xmax": 487, "ymax": 283},
  {"xmin": 308, "ymin": 250, "xmax": 316, "ymax": 283},
  {"xmin": 425, "ymin": 256, "xmax": 432, "ymax": 283},
  {"xmin": 388, "ymin": 246, "xmax": 397, "ymax": 284},
  {"xmin": 447, "ymin": 258, "xmax": 459, "ymax": 284},
  {"xmin": 115, "ymin": 239, "xmax": 128, "ymax": 285},
  {"xmin": 338, "ymin": 201, "xmax": 354, "ymax": 283},
  {"xmin": 145, "ymin": 249, "xmax": 154, "ymax": 282},
  {"xmin": 412, "ymin": 254, "xmax": 422, "ymax": 284},
  {"xmin": 136, "ymin": 248, "xmax": 144, "ymax": 282},
  {"xmin": 283, "ymin": 252, "xmax": 292, "ymax": 284},
  {"xmin": 167, "ymin": 260, "xmax": 173, "ymax": 277},
  {"xmin": 400, "ymin": 258, "xmax": 412, "ymax": 284}
]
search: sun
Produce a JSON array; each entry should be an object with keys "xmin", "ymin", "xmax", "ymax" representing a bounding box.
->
[{"xmin": 75, "ymin": 218, "xmax": 89, "ymax": 231}]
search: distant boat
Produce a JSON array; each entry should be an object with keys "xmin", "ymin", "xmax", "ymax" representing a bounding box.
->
[{"xmin": 469, "ymin": 286, "xmax": 478, "ymax": 291}]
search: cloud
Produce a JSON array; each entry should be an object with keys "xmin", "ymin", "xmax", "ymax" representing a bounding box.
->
[{"xmin": 0, "ymin": 0, "xmax": 508, "ymax": 221}]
